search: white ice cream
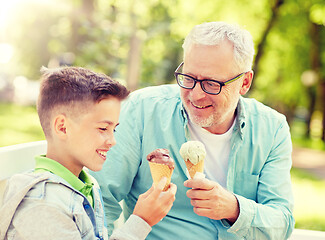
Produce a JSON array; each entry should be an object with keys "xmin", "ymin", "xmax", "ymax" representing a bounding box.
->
[{"xmin": 179, "ymin": 141, "xmax": 206, "ymax": 165}]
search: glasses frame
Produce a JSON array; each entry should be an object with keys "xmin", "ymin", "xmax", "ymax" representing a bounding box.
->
[{"xmin": 174, "ymin": 62, "xmax": 247, "ymax": 95}]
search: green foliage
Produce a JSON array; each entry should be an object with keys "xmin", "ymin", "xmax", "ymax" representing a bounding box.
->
[
  {"xmin": 250, "ymin": 0, "xmax": 313, "ymax": 118},
  {"xmin": 4, "ymin": 1, "xmax": 71, "ymax": 79},
  {"xmin": 3, "ymin": 0, "xmax": 324, "ymax": 109},
  {"xmin": 310, "ymin": 2, "xmax": 325, "ymax": 25}
]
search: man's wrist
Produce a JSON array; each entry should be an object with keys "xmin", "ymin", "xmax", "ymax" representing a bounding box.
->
[{"xmin": 226, "ymin": 194, "xmax": 240, "ymax": 224}]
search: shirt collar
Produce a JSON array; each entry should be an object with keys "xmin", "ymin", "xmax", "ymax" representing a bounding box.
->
[
  {"xmin": 235, "ymin": 97, "xmax": 246, "ymax": 139},
  {"xmin": 34, "ymin": 155, "xmax": 94, "ymax": 196},
  {"xmin": 180, "ymin": 104, "xmax": 190, "ymax": 140}
]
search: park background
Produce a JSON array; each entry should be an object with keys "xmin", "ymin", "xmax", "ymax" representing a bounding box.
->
[{"xmin": 0, "ymin": 0, "xmax": 325, "ymax": 232}]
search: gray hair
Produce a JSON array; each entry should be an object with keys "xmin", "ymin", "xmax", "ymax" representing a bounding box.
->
[{"xmin": 182, "ymin": 21, "xmax": 255, "ymax": 72}]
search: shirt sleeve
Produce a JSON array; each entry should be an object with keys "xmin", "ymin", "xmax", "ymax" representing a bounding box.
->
[
  {"xmin": 222, "ymin": 118, "xmax": 295, "ymax": 239},
  {"xmin": 90, "ymin": 96, "xmax": 144, "ymax": 236},
  {"xmin": 9, "ymin": 203, "xmax": 83, "ymax": 240},
  {"xmin": 109, "ymin": 215, "xmax": 151, "ymax": 240}
]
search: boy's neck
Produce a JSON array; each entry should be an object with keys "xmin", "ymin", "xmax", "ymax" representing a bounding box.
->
[{"xmin": 46, "ymin": 143, "xmax": 82, "ymax": 177}]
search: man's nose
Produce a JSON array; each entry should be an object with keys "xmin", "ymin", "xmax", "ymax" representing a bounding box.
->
[{"xmin": 190, "ymin": 82, "xmax": 206, "ymax": 100}]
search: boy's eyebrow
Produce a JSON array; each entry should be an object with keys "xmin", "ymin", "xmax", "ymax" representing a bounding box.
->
[{"xmin": 98, "ymin": 121, "xmax": 119, "ymax": 127}]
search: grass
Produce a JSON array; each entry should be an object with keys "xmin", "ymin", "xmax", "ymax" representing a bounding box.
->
[
  {"xmin": 291, "ymin": 168, "xmax": 325, "ymax": 231},
  {"xmin": 0, "ymin": 103, "xmax": 45, "ymax": 147},
  {"xmin": 0, "ymin": 103, "xmax": 325, "ymax": 231},
  {"xmin": 290, "ymin": 119, "xmax": 325, "ymax": 151}
]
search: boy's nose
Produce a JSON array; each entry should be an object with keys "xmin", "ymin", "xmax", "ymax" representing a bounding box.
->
[{"xmin": 105, "ymin": 134, "xmax": 116, "ymax": 147}]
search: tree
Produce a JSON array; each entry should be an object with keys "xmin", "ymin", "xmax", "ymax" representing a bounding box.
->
[{"xmin": 252, "ymin": 0, "xmax": 285, "ymax": 90}]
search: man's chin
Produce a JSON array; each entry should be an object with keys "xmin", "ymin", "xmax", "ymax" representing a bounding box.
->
[{"xmin": 188, "ymin": 114, "xmax": 214, "ymax": 128}]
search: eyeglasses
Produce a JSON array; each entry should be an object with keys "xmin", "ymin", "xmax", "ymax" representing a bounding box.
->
[{"xmin": 174, "ymin": 62, "xmax": 247, "ymax": 95}]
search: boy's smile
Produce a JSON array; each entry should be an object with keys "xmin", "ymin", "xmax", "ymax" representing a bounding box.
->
[{"xmin": 97, "ymin": 150, "xmax": 109, "ymax": 160}]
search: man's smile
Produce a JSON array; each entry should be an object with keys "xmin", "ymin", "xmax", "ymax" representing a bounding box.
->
[{"xmin": 191, "ymin": 102, "xmax": 213, "ymax": 109}]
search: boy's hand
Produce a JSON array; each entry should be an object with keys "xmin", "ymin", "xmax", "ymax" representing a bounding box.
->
[{"xmin": 133, "ymin": 177, "xmax": 177, "ymax": 226}]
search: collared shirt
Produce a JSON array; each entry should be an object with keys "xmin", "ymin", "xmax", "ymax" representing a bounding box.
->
[
  {"xmin": 91, "ymin": 84, "xmax": 295, "ymax": 240},
  {"xmin": 34, "ymin": 155, "xmax": 94, "ymax": 207}
]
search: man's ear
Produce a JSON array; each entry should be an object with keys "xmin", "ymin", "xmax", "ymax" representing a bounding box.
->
[
  {"xmin": 53, "ymin": 114, "xmax": 67, "ymax": 139},
  {"xmin": 239, "ymin": 70, "xmax": 254, "ymax": 95}
]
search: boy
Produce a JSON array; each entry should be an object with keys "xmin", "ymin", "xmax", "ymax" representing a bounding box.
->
[{"xmin": 0, "ymin": 67, "xmax": 177, "ymax": 240}]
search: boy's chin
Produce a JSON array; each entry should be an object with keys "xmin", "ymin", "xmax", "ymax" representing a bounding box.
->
[{"xmin": 87, "ymin": 164, "xmax": 104, "ymax": 172}]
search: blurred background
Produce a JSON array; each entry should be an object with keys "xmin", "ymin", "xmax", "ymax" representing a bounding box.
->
[{"xmin": 0, "ymin": 0, "xmax": 324, "ymax": 232}]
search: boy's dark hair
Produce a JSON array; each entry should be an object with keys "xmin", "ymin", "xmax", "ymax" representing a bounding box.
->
[{"xmin": 37, "ymin": 66, "xmax": 130, "ymax": 138}]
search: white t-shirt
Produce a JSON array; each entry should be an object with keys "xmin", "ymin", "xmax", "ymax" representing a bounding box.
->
[{"xmin": 188, "ymin": 119, "xmax": 236, "ymax": 188}]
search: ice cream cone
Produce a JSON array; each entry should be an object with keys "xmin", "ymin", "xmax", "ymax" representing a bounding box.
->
[
  {"xmin": 180, "ymin": 141, "xmax": 206, "ymax": 179},
  {"xmin": 185, "ymin": 159, "xmax": 204, "ymax": 179},
  {"xmin": 149, "ymin": 162, "xmax": 173, "ymax": 191}
]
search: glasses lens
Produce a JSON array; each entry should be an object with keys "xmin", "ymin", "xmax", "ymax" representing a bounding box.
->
[
  {"xmin": 202, "ymin": 80, "xmax": 221, "ymax": 94},
  {"xmin": 177, "ymin": 74, "xmax": 195, "ymax": 89}
]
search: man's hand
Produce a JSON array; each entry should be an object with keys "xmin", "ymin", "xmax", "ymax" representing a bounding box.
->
[
  {"xmin": 133, "ymin": 177, "xmax": 177, "ymax": 226},
  {"xmin": 184, "ymin": 178, "xmax": 239, "ymax": 223}
]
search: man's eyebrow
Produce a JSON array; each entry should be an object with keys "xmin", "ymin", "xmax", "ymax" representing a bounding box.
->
[{"xmin": 184, "ymin": 71, "xmax": 219, "ymax": 81}]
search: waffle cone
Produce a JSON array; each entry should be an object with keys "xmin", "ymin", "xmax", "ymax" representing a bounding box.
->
[
  {"xmin": 185, "ymin": 159, "xmax": 204, "ymax": 179},
  {"xmin": 149, "ymin": 162, "xmax": 173, "ymax": 191}
]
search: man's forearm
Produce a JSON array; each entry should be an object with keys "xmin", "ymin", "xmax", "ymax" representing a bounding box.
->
[{"xmin": 227, "ymin": 195, "xmax": 294, "ymax": 239}]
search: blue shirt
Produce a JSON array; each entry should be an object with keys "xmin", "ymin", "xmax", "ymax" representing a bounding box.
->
[{"xmin": 91, "ymin": 84, "xmax": 295, "ymax": 239}]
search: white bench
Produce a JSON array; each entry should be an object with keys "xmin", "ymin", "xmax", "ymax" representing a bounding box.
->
[
  {"xmin": 289, "ymin": 229, "xmax": 325, "ymax": 239},
  {"xmin": 0, "ymin": 141, "xmax": 324, "ymax": 239},
  {"xmin": 0, "ymin": 140, "xmax": 47, "ymax": 181},
  {"xmin": 0, "ymin": 140, "xmax": 47, "ymax": 206}
]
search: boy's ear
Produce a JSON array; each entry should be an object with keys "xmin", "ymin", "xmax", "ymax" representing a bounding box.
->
[
  {"xmin": 53, "ymin": 114, "xmax": 67, "ymax": 139},
  {"xmin": 239, "ymin": 70, "xmax": 254, "ymax": 95}
]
